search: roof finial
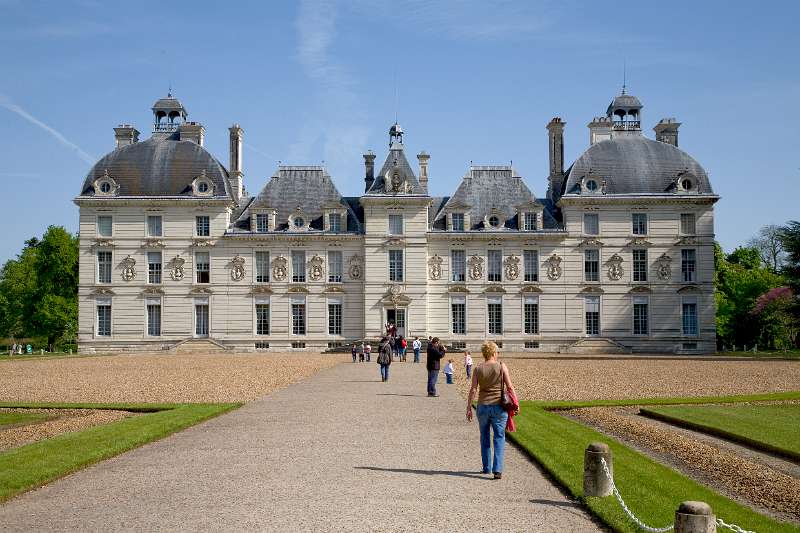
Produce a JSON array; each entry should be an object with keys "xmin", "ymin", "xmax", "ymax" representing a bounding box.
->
[
  {"xmin": 168, "ymin": 83, "xmax": 172, "ymax": 98},
  {"xmin": 621, "ymin": 62, "xmax": 627, "ymax": 95}
]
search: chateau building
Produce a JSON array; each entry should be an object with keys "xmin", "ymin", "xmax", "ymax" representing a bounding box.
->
[{"xmin": 76, "ymin": 89, "xmax": 718, "ymax": 353}]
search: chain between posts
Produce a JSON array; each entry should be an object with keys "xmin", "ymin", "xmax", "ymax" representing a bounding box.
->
[{"xmin": 715, "ymin": 517, "xmax": 755, "ymax": 533}]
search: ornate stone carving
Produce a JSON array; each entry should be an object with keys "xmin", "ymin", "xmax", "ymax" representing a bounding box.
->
[
  {"xmin": 169, "ymin": 255, "xmax": 185, "ymax": 281},
  {"xmin": 656, "ymin": 253, "xmax": 672, "ymax": 281},
  {"xmin": 382, "ymin": 284, "xmax": 411, "ymax": 305},
  {"xmin": 121, "ymin": 255, "xmax": 136, "ymax": 281},
  {"xmin": 191, "ymin": 239, "xmax": 216, "ymax": 247},
  {"xmin": 468, "ymin": 255, "xmax": 484, "ymax": 280},
  {"xmin": 579, "ymin": 237, "xmax": 605, "ymax": 247},
  {"xmin": 288, "ymin": 285, "xmax": 310, "ymax": 293},
  {"xmin": 520, "ymin": 284, "xmax": 542, "ymax": 293},
  {"xmin": 428, "ymin": 254, "xmax": 443, "ymax": 280},
  {"xmin": 675, "ymin": 236, "xmax": 699, "ymax": 246},
  {"xmin": 606, "ymin": 253, "xmax": 624, "ymax": 281},
  {"xmin": 447, "ymin": 284, "xmax": 469, "ymax": 293},
  {"xmin": 251, "ymin": 285, "xmax": 273, "ymax": 295},
  {"xmin": 308, "ymin": 254, "xmax": 325, "ymax": 281},
  {"xmin": 90, "ymin": 287, "xmax": 115, "ymax": 296},
  {"xmin": 348, "ymin": 255, "xmax": 363, "ymax": 280},
  {"xmin": 545, "ymin": 253, "xmax": 562, "ymax": 281},
  {"xmin": 504, "ymin": 254, "xmax": 520, "ymax": 280},
  {"xmin": 385, "ymin": 237, "xmax": 405, "ymax": 247},
  {"xmin": 484, "ymin": 285, "xmax": 506, "ymax": 293},
  {"xmin": 189, "ymin": 286, "xmax": 213, "ymax": 294},
  {"xmin": 272, "ymin": 255, "xmax": 288, "ymax": 281},
  {"xmin": 142, "ymin": 287, "xmax": 165, "ymax": 296},
  {"xmin": 627, "ymin": 237, "xmax": 653, "ymax": 247},
  {"xmin": 92, "ymin": 238, "xmax": 114, "ymax": 249},
  {"xmin": 230, "ymin": 255, "xmax": 246, "ymax": 282},
  {"xmin": 143, "ymin": 238, "xmax": 165, "ymax": 248}
]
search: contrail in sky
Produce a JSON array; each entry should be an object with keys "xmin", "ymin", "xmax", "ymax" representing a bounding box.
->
[{"xmin": 0, "ymin": 93, "xmax": 96, "ymax": 165}]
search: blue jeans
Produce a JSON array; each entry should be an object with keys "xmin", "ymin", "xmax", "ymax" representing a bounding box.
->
[
  {"xmin": 466, "ymin": 364, "xmax": 472, "ymax": 378},
  {"xmin": 380, "ymin": 364, "xmax": 389, "ymax": 381},
  {"xmin": 445, "ymin": 373, "xmax": 453, "ymax": 384},
  {"xmin": 427, "ymin": 369, "xmax": 439, "ymax": 395},
  {"xmin": 414, "ymin": 349, "xmax": 420, "ymax": 363},
  {"xmin": 477, "ymin": 404, "xmax": 508, "ymax": 473}
]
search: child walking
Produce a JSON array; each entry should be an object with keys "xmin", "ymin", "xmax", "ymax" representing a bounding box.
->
[
  {"xmin": 444, "ymin": 359, "xmax": 455, "ymax": 384},
  {"xmin": 464, "ymin": 351, "xmax": 473, "ymax": 378}
]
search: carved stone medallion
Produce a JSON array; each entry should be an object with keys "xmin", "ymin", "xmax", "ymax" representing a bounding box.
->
[
  {"xmin": 308, "ymin": 254, "xmax": 325, "ymax": 281},
  {"xmin": 169, "ymin": 255, "xmax": 185, "ymax": 281},
  {"xmin": 504, "ymin": 254, "xmax": 520, "ymax": 281},
  {"xmin": 468, "ymin": 255, "xmax": 484, "ymax": 281},
  {"xmin": 428, "ymin": 254, "xmax": 443, "ymax": 280},
  {"xmin": 656, "ymin": 253, "xmax": 672, "ymax": 281},
  {"xmin": 606, "ymin": 253, "xmax": 624, "ymax": 281},
  {"xmin": 272, "ymin": 255, "xmax": 288, "ymax": 282},
  {"xmin": 545, "ymin": 253, "xmax": 562, "ymax": 281},
  {"xmin": 349, "ymin": 255, "xmax": 363, "ymax": 280},
  {"xmin": 230, "ymin": 255, "xmax": 246, "ymax": 282},
  {"xmin": 121, "ymin": 255, "xmax": 136, "ymax": 281}
]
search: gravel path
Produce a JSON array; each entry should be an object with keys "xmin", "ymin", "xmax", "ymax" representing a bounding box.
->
[
  {"xmin": 0, "ymin": 361, "xmax": 600, "ymax": 532},
  {"xmin": 0, "ymin": 408, "xmax": 135, "ymax": 451}
]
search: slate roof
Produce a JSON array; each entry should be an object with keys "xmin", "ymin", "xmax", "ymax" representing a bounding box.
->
[
  {"xmin": 79, "ymin": 135, "xmax": 231, "ymax": 197},
  {"xmin": 607, "ymin": 94, "xmax": 642, "ymax": 113},
  {"xmin": 562, "ymin": 135, "xmax": 713, "ymax": 196},
  {"xmin": 152, "ymin": 96, "xmax": 186, "ymax": 113},
  {"xmin": 364, "ymin": 143, "xmax": 426, "ymax": 195}
]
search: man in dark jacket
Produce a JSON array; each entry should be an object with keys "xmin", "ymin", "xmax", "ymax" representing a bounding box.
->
[
  {"xmin": 377, "ymin": 337, "xmax": 393, "ymax": 382},
  {"xmin": 426, "ymin": 337, "xmax": 446, "ymax": 397}
]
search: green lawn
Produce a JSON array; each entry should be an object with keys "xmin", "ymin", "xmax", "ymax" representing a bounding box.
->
[
  {"xmin": 641, "ymin": 404, "xmax": 800, "ymax": 460},
  {"xmin": 510, "ymin": 394, "xmax": 800, "ymax": 533},
  {"xmin": 0, "ymin": 411, "xmax": 52, "ymax": 428},
  {"xmin": 0, "ymin": 402, "xmax": 241, "ymax": 503},
  {"xmin": 717, "ymin": 350, "xmax": 800, "ymax": 359}
]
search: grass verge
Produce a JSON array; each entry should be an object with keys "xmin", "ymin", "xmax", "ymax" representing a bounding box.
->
[
  {"xmin": 510, "ymin": 393, "xmax": 800, "ymax": 533},
  {"xmin": 716, "ymin": 350, "xmax": 800, "ymax": 360},
  {"xmin": 0, "ymin": 402, "xmax": 241, "ymax": 503},
  {"xmin": 641, "ymin": 404, "xmax": 800, "ymax": 461},
  {"xmin": 0, "ymin": 411, "xmax": 52, "ymax": 428}
]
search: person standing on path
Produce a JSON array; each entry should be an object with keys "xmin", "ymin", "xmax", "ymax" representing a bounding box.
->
[
  {"xmin": 365, "ymin": 343, "xmax": 372, "ymax": 362},
  {"xmin": 466, "ymin": 341, "xmax": 516, "ymax": 479},
  {"xmin": 426, "ymin": 337, "xmax": 446, "ymax": 397},
  {"xmin": 351, "ymin": 344, "xmax": 358, "ymax": 363},
  {"xmin": 412, "ymin": 337, "xmax": 421, "ymax": 363},
  {"xmin": 464, "ymin": 351, "xmax": 473, "ymax": 379},
  {"xmin": 377, "ymin": 337, "xmax": 392, "ymax": 382},
  {"xmin": 444, "ymin": 359, "xmax": 454, "ymax": 384}
]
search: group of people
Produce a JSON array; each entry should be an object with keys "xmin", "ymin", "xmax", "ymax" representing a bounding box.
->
[{"xmin": 8, "ymin": 343, "xmax": 24, "ymax": 355}]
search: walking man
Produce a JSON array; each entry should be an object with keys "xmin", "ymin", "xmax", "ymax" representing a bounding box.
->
[
  {"xmin": 426, "ymin": 337, "xmax": 446, "ymax": 397},
  {"xmin": 412, "ymin": 337, "xmax": 421, "ymax": 363}
]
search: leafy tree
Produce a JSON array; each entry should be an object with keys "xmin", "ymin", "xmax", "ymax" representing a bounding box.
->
[
  {"xmin": 751, "ymin": 287, "xmax": 799, "ymax": 349},
  {"xmin": 747, "ymin": 224, "xmax": 786, "ymax": 272},
  {"xmin": 779, "ymin": 220, "xmax": 800, "ymax": 289},
  {"xmin": 727, "ymin": 247, "xmax": 761, "ymax": 270}
]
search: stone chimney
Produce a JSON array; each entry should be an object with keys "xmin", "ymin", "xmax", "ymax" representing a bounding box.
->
[
  {"xmin": 229, "ymin": 124, "xmax": 244, "ymax": 203},
  {"xmin": 546, "ymin": 117, "xmax": 565, "ymax": 203},
  {"xmin": 180, "ymin": 122, "xmax": 205, "ymax": 146},
  {"xmin": 654, "ymin": 118, "xmax": 681, "ymax": 147},
  {"xmin": 588, "ymin": 116, "xmax": 613, "ymax": 146},
  {"xmin": 113, "ymin": 125, "xmax": 139, "ymax": 148},
  {"xmin": 363, "ymin": 150, "xmax": 376, "ymax": 192},
  {"xmin": 417, "ymin": 151, "xmax": 430, "ymax": 194}
]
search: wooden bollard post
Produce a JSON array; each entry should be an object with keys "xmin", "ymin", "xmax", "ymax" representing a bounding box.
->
[
  {"xmin": 675, "ymin": 501, "xmax": 716, "ymax": 533},
  {"xmin": 583, "ymin": 442, "xmax": 613, "ymax": 497}
]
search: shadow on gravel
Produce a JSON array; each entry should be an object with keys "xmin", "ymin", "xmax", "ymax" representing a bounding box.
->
[
  {"xmin": 355, "ymin": 466, "xmax": 489, "ymax": 480},
  {"xmin": 528, "ymin": 499, "xmax": 593, "ymax": 520},
  {"xmin": 375, "ymin": 393, "xmax": 423, "ymax": 397}
]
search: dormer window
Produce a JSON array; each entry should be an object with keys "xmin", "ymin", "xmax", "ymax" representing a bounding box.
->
[
  {"xmin": 191, "ymin": 171, "xmax": 214, "ymax": 197},
  {"xmin": 288, "ymin": 208, "xmax": 309, "ymax": 232},
  {"xmin": 294, "ymin": 217, "xmax": 305, "ymax": 228},
  {"xmin": 676, "ymin": 173, "xmax": 697, "ymax": 193},
  {"xmin": 451, "ymin": 213, "xmax": 465, "ymax": 231},
  {"xmin": 523, "ymin": 212, "xmax": 537, "ymax": 231},
  {"xmin": 255, "ymin": 213, "xmax": 269, "ymax": 233},
  {"xmin": 585, "ymin": 179, "xmax": 598, "ymax": 192},
  {"xmin": 483, "ymin": 209, "xmax": 506, "ymax": 230},
  {"xmin": 489, "ymin": 216, "xmax": 501, "ymax": 228},
  {"xmin": 93, "ymin": 170, "xmax": 119, "ymax": 197},
  {"xmin": 100, "ymin": 182, "xmax": 111, "ymax": 193},
  {"xmin": 198, "ymin": 182, "xmax": 209, "ymax": 193}
]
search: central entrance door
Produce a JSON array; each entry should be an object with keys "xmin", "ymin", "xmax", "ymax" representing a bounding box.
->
[
  {"xmin": 195, "ymin": 301, "xmax": 209, "ymax": 337},
  {"xmin": 386, "ymin": 308, "xmax": 406, "ymax": 338}
]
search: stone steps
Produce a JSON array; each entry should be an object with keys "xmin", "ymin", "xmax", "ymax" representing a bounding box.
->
[
  {"xmin": 171, "ymin": 338, "xmax": 231, "ymax": 354},
  {"xmin": 561, "ymin": 337, "xmax": 632, "ymax": 354}
]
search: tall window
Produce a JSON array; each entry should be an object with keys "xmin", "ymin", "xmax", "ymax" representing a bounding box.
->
[
  {"xmin": 680, "ymin": 213, "xmax": 696, "ymax": 235},
  {"xmin": 97, "ymin": 251, "xmax": 112, "ymax": 284},
  {"xmin": 451, "ymin": 213, "xmax": 465, "ymax": 231},
  {"xmin": 291, "ymin": 296, "xmax": 306, "ymax": 335},
  {"xmin": 388, "ymin": 214, "xmax": 403, "ymax": 235},
  {"xmin": 195, "ymin": 299, "xmax": 209, "ymax": 337},
  {"xmin": 633, "ymin": 297, "xmax": 648, "ymax": 335},
  {"xmin": 147, "ymin": 215, "xmax": 163, "ymax": 237},
  {"xmin": 583, "ymin": 213, "xmax": 599, "ymax": 235},
  {"xmin": 632, "ymin": 249, "xmax": 647, "ymax": 282},
  {"xmin": 585, "ymin": 296, "xmax": 600, "ymax": 335},
  {"xmin": 681, "ymin": 249, "xmax": 696, "ymax": 282},
  {"xmin": 328, "ymin": 251, "xmax": 343, "ymax": 283},
  {"xmin": 255, "ymin": 213, "xmax": 269, "ymax": 233},
  {"xmin": 524, "ymin": 295, "xmax": 539, "ymax": 334},
  {"xmin": 487, "ymin": 296, "xmax": 503, "ymax": 335},
  {"xmin": 389, "ymin": 249, "xmax": 404, "ymax": 282},
  {"xmin": 682, "ymin": 298, "xmax": 698, "ymax": 335},
  {"xmin": 292, "ymin": 251, "xmax": 306, "ymax": 283},
  {"xmin": 146, "ymin": 298, "xmax": 161, "ymax": 336},
  {"xmin": 523, "ymin": 212, "xmax": 537, "ymax": 231},
  {"xmin": 328, "ymin": 300, "xmax": 342, "ymax": 335},
  {"xmin": 451, "ymin": 250, "xmax": 466, "ymax": 282},
  {"xmin": 255, "ymin": 251, "xmax": 270, "ymax": 283},
  {"xmin": 329, "ymin": 213, "xmax": 342, "ymax": 232},
  {"xmin": 255, "ymin": 300, "xmax": 270, "ymax": 335},
  {"xmin": 488, "ymin": 250, "xmax": 502, "ymax": 282},
  {"xmin": 632, "ymin": 213, "xmax": 647, "ymax": 235},
  {"xmin": 584, "ymin": 249, "xmax": 599, "ymax": 282},
  {"xmin": 195, "ymin": 252, "xmax": 210, "ymax": 284},
  {"xmin": 96, "ymin": 299, "xmax": 111, "ymax": 336},
  {"xmin": 451, "ymin": 295, "xmax": 466, "ymax": 334},
  {"xmin": 97, "ymin": 215, "xmax": 113, "ymax": 237},
  {"xmin": 524, "ymin": 250, "xmax": 538, "ymax": 282},
  {"xmin": 147, "ymin": 251, "xmax": 162, "ymax": 284},
  {"xmin": 196, "ymin": 215, "xmax": 210, "ymax": 237}
]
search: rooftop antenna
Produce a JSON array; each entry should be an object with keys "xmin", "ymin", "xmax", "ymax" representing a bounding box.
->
[
  {"xmin": 168, "ymin": 82, "xmax": 172, "ymax": 97},
  {"xmin": 621, "ymin": 62, "xmax": 627, "ymax": 95}
]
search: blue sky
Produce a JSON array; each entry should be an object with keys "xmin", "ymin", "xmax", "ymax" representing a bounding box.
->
[{"xmin": 1, "ymin": 0, "xmax": 798, "ymax": 263}]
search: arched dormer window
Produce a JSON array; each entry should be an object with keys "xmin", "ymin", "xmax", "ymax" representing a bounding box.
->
[
  {"xmin": 675, "ymin": 172, "xmax": 698, "ymax": 194},
  {"xmin": 483, "ymin": 208, "xmax": 506, "ymax": 230},
  {"xmin": 288, "ymin": 207, "xmax": 310, "ymax": 232},
  {"xmin": 191, "ymin": 170, "xmax": 215, "ymax": 197},
  {"xmin": 93, "ymin": 170, "xmax": 119, "ymax": 197}
]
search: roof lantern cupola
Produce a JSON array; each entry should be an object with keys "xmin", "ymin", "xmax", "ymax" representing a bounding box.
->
[
  {"xmin": 606, "ymin": 85, "xmax": 642, "ymax": 135},
  {"xmin": 389, "ymin": 122, "xmax": 404, "ymax": 148},
  {"xmin": 151, "ymin": 91, "xmax": 188, "ymax": 133}
]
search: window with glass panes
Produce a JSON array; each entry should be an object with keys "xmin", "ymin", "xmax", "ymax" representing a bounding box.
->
[
  {"xmin": 147, "ymin": 251, "xmax": 162, "ymax": 284},
  {"xmin": 292, "ymin": 251, "xmax": 306, "ymax": 282},
  {"xmin": 451, "ymin": 249, "xmax": 466, "ymax": 282},
  {"xmin": 680, "ymin": 213, "xmax": 696, "ymax": 235},
  {"xmin": 583, "ymin": 213, "xmax": 599, "ymax": 235},
  {"xmin": 389, "ymin": 249, "xmax": 403, "ymax": 282},
  {"xmin": 255, "ymin": 214, "xmax": 269, "ymax": 233},
  {"xmin": 451, "ymin": 213, "xmax": 465, "ymax": 231},
  {"xmin": 96, "ymin": 299, "xmax": 111, "ymax": 336},
  {"xmin": 146, "ymin": 298, "xmax": 161, "ymax": 336},
  {"xmin": 524, "ymin": 250, "xmax": 538, "ymax": 282},
  {"xmin": 681, "ymin": 249, "xmax": 696, "ymax": 282},
  {"xmin": 632, "ymin": 249, "xmax": 648, "ymax": 282},
  {"xmin": 487, "ymin": 296, "xmax": 503, "ymax": 334},
  {"xmin": 388, "ymin": 214, "xmax": 403, "ymax": 235},
  {"xmin": 682, "ymin": 298, "xmax": 698, "ymax": 335},
  {"xmin": 195, "ymin": 252, "xmax": 210, "ymax": 283},
  {"xmin": 523, "ymin": 212, "xmax": 537, "ymax": 231},
  {"xmin": 196, "ymin": 216, "xmax": 210, "ymax": 237},
  {"xmin": 488, "ymin": 250, "xmax": 502, "ymax": 282},
  {"xmin": 584, "ymin": 249, "xmax": 599, "ymax": 281},
  {"xmin": 523, "ymin": 295, "xmax": 539, "ymax": 334},
  {"xmin": 328, "ymin": 251, "xmax": 342, "ymax": 283},
  {"xmin": 585, "ymin": 296, "xmax": 600, "ymax": 335},
  {"xmin": 97, "ymin": 251, "xmax": 112, "ymax": 283},
  {"xmin": 451, "ymin": 295, "xmax": 466, "ymax": 334},
  {"xmin": 632, "ymin": 213, "xmax": 647, "ymax": 235},
  {"xmin": 255, "ymin": 300, "xmax": 270, "ymax": 335},
  {"xmin": 255, "ymin": 251, "xmax": 270, "ymax": 283},
  {"xmin": 291, "ymin": 296, "xmax": 306, "ymax": 335},
  {"xmin": 328, "ymin": 300, "xmax": 342, "ymax": 335},
  {"xmin": 633, "ymin": 297, "xmax": 648, "ymax": 335},
  {"xmin": 97, "ymin": 215, "xmax": 112, "ymax": 237},
  {"xmin": 147, "ymin": 215, "xmax": 163, "ymax": 237},
  {"xmin": 329, "ymin": 213, "xmax": 342, "ymax": 232}
]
